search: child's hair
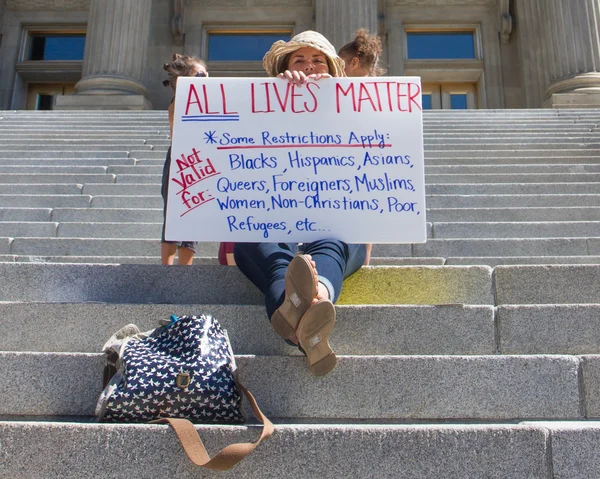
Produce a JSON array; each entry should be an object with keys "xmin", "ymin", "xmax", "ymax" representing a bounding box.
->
[
  {"xmin": 338, "ymin": 29, "xmax": 385, "ymax": 76},
  {"xmin": 162, "ymin": 54, "xmax": 206, "ymax": 90}
]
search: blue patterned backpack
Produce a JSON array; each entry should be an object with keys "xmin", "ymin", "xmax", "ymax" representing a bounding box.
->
[{"xmin": 96, "ymin": 314, "xmax": 273, "ymax": 470}]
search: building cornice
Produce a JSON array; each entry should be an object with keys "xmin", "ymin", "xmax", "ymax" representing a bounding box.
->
[{"xmin": 7, "ymin": 0, "xmax": 89, "ymax": 10}]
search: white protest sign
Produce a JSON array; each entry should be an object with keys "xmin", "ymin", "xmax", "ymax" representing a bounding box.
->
[{"xmin": 165, "ymin": 77, "xmax": 426, "ymax": 244}]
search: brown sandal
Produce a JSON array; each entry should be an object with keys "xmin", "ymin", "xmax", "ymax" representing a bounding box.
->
[
  {"xmin": 271, "ymin": 254, "xmax": 318, "ymax": 340},
  {"xmin": 296, "ymin": 299, "xmax": 337, "ymax": 376}
]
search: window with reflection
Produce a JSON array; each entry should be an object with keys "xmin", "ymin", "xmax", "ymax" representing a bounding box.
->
[
  {"xmin": 407, "ymin": 31, "xmax": 475, "ymax": 60},
  {"xmin": 28, "ymin": 34, "xmax": 86, "ymax": 61},
  {"xmin": 208, "ymin": 32, "xmax": 291, "ymax": 61},
  {"xmin": 422, "ymin": 94, "xmax": 433, "ymax": 110}
]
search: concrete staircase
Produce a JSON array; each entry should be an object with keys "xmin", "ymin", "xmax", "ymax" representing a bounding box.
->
[{"xmin": 1, "ymin": 109, "xmax": 600, "ymax": 478}]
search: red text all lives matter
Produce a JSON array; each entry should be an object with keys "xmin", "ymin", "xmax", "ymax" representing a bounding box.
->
[{"xmin": 171, "ymin": 147, "xmax": 220, "ymax": 216}]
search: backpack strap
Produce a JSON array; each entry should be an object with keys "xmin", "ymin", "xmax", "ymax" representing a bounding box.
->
[{"xmin": 152, "ymin": 384, "xmax": 274, "ymax": 471}]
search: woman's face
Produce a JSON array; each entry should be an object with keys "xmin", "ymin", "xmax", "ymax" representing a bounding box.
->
[
  {"xmin": 286, "ymin": 47, "xmax": 330, "ymax": 75},
  {"xmin": 341, "ymin": 54, "xmax": 367, "ymax": 77}
]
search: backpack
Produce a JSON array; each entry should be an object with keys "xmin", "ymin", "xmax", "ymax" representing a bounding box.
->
[{"xmin": 96, "ymin": 314, "xmax": 273, "ymax": 471}]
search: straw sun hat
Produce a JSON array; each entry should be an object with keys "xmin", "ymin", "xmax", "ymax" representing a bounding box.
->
[{"xmin": 262, "ymin": 30, "xmax": 346, "ymax": 77}]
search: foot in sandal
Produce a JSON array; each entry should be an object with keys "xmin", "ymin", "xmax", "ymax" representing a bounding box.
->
[
  {"xmin": 296, "ymin": 299, "xmax": 337, "ymax": 376},
  {"xmin": 270, "ymin": 254, "xmax": 318, "ymax": 341}
]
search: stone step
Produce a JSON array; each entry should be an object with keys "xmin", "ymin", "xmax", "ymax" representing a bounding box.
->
[
  {"xmin": 0, "ymin": 207, "xmax": 52, "ymax": 221},
  {"xmin": 425, "ymin": 156, "xmax": 600, "ymax": 165},
  {"xmin": 427, "ymin": 194, "xmax": 600, "ymax": 208},
  {"xmin": 495, "ymin": 264, "xmax": 600, "ymax": 304},
  {"xmin": 2, "ymin": 237, "xmax": 217, "ymax": 257},
  {"xmin": 427, "ymin": 182, "xmax": 600, "ymax": 195},
  {"xmin": 0, "ymin": 352, "xmax": 581, "ymax": 420},
  {"xmin": 0, "ymin": 159, "xmax": 136, "ymax": 167},
  {"xmin": 2, "ymin": 235, "xmax": 598, "ymax": 260},
  {"xmin": 425, "ymin": 173, "xmax": 600, "ymax": 183},
  {"xmin": 6, "ymin": 254, "xmax": 596, "ymax": 268},
  {"xmin": 410, "ymin": 237, "xmax": 599, "ymax": 258},
  {"xmin": 426, "ymin": 149, "xmax": 600, "ymax": 158},
  {"xmin": 0, "ymin": 133, "xmax": 167, "ymax": 140},
  {"xmin": 0, "ymin": 138, "xmax": 147, "ymax": 146},
  {"xmin": 128, "ymin": 150, "xmax": 168, "ymax": 159},
  {"xmin": 52, "ymin": 207, "xmax": 162, "ymax": 223},
  {"xmin": 0, "ymin": 151, "xmax": 128, "ymax": 159},
  {"xmin": 3, "ymin": 301, "xmax": 600, "ymax": 356},
  {"xmin": 0, "ymin": 222, "xmax": 58, "ymax": 237},
  {"xmin": 430, "ymin": 143, "xmax": 600, "ymax": 150},
  {"xmin": 427, "ymin": 207, "xmax": 600, "ymax": 222},
  {"xmin": 498, "ymin": 304, "xmax": 600, "ymax": 354},
  {"xmin": 0, "ymin": 263, "xmax": 493, "ymax": 305},
  {"xmin": 446, "ymin": 256, "xmax": 600, "ymax": 266},
  {"xmin": 0, "ymin": 194, "xmax": 92, "ymax": 208},
  {"xmin": 0, "ymin": 166, "xmax": 108, "ymax": 174},
  {"xmin": 432, "ymin": 222, "xmax": 600, "ymax": 239},
  {"xmin": 0, "ymin": 144, "xmax": 150, "ymax": 152},
  {"xmin": 0, "ymin": 255, "xmax": 447, "ymax": 266},
  {"xmin": 0, "ymin": 303, "xmax": 495, "ymax": 355},
  {"xmin": 113, "ymin": 174, "xmax": 162, "ymax": 183},
  {"xmin": 0, "ymin": 126, "xmax": 166, "ymax": 134},
  {"xmin": 0, "ymin": 174, "xmax": 116, "ymax": 184},
  {"xmin": 89, "ymin": 196, "xmax": 161, "ymax": 208},
  {"xmin": 81, "ymin": 184, "xmax": 164, "ymax": 195},
  {"xmin": 431, "ymin": 221, "xmax": 600, "ymax": 239},
  {"xmin": 0, "ymin": 421, "xmax": 557, "ymax": 479},
  {"xmin": 55, "ymin": 222, "xmax": 160, "ymax": 239},
  {"xmin": 0, "ymin": 184, "xmax": 82, "ymax": 194},
  {"xmin": 424, "ymin": 131, "xmax": 598, "ymax": 137},
  {"xmin": 0, "ymin": 120, "xmax": 168, "ymax": 125},
  {"xmin": 107, "ymin": 165, "xmax": 162, "ymax": 175},
  {"xmin": 426, "ymin": 164, "xmax": 600, "ymax": 174}
]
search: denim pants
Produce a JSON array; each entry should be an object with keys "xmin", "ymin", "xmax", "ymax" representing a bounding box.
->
[{"xmin": 234, "ymin": 240, "xmax": 366, "ymax": 320}]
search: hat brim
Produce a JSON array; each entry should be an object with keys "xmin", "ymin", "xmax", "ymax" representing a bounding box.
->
[{"xmin": 263, "ymin": 40, "xmax": 346, "ymax": 78}]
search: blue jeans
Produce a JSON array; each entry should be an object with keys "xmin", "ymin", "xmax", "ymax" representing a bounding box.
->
[{"xmin": 234, "ymin": 241, "xmax": 366, "ymax": 320}]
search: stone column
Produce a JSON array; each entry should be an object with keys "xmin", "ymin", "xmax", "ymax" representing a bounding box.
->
[
  {"xmin": 515, "ymin": 0, "xmax": 549, "ymax": 108},
  {"xmin": 543, "ymin": 0, "xmax": 600, "ymax": 106},
  {"xmin": 55, "ymin": 0, "xmax": 153, "ymax": 110},
  {"xmin": 518, "ymin": 0, "xmax": 600, "ymax": 108},
  {"xmin": 314, "ymin": 0, "xmax": 379, "ymax": 51}
]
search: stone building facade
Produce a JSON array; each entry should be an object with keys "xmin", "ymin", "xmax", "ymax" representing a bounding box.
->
[{"xmin": 0, "ymin": 0, "xmax": 599, "ymax": 111}]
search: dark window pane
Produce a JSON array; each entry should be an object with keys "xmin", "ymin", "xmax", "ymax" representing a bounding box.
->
[
  {"xmin": 422, "ymin": 94, "xmax": 432, "ymax": 110},
  {"xmin": 29, "ymin": 36, "xmax": 46, "ymax": 60},
  {"xmin": 37, "ymin": 95, "xmax": 54, "ymax": 110},
  {"xmin": 450, "ymin": 94, "xmax": 468, "ymax": 109},
  {"xmin": 28, "ymin": 34, "xmax": 85, "ymax": 61},
  {"xmin": 407, "ymin": 32, "xmax": 475, "ymax": 59},
  {"xmin": 208, "ymin": 33, "xmax": 291, "ymax": 61}
]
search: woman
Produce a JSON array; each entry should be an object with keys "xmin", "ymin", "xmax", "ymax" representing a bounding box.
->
[
  {"xmin": 338, "ymin": 28, "xmax": 385, "ymax": 77},
  {"xmin": 161, "ymin": 54, "xmax": 208, "ymax": 265},
  {"xmin": 234, "ymin": 31, "xmax": 367, "ymax": 376}
]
